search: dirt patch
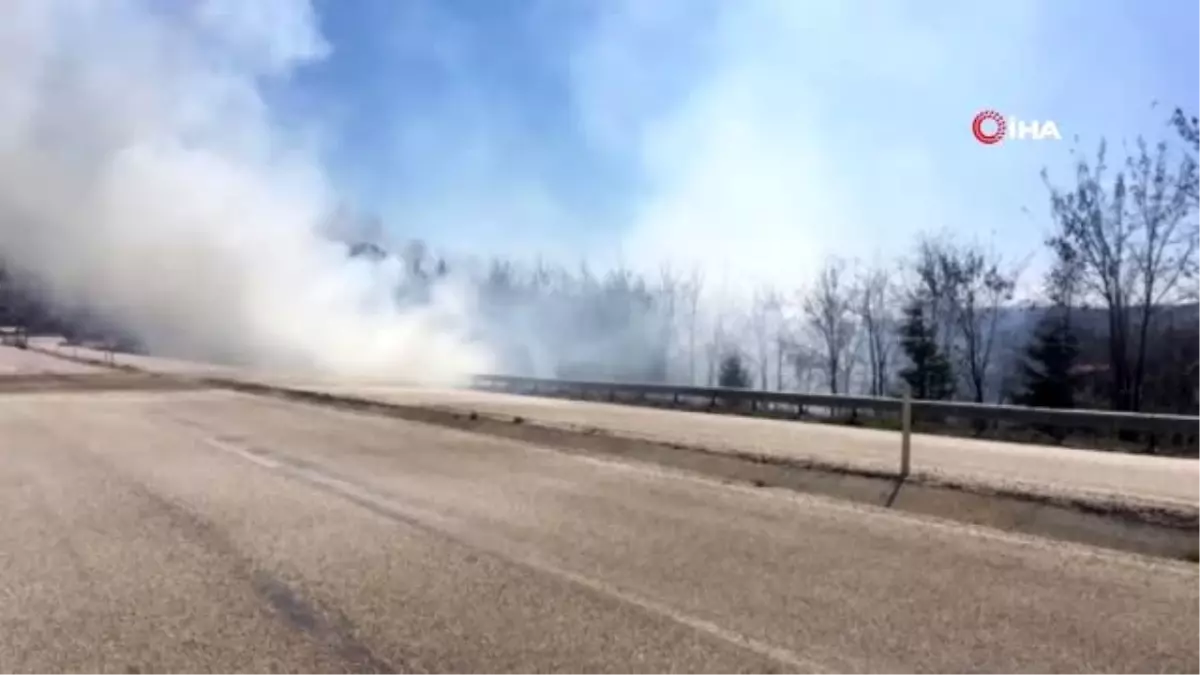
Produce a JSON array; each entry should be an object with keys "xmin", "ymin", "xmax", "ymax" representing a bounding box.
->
[{"xmin": 204, "ymin": 378, "xmax": 1200, "ymax": 563}]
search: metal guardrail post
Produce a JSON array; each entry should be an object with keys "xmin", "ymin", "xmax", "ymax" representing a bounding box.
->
[{"xmin": 900, "ymin": 390, "xmax": 912, "ymax": 478}]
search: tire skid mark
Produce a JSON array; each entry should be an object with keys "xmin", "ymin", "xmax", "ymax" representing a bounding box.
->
[
  {"xmin": 8, "ymin": 404, "xmax": 406, "ymax": 674},
  {"xmin": 132, "ymin": 488, "xmax": 399, "ymax": 674},
  {"xmin": 195, "ymin": 432, "xmax": 839, "ymax": 674}
]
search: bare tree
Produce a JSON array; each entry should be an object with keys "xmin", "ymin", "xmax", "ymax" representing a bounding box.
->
[
  {"xmin": 747, "ymin": 286, "xmax": 788, "ymax": 390},
  {"xmin": 656, "ymin": 265, "xmax": 682, "ymax": 381},
  {"xmin": 770, "ymin": 293, "xmax": 793, "ymax": 391},
  {"xmin": 681, "ymin": 268, "xmax": 704, "ymax": 385},
  {"xmin": 839, "ymin": 326, "xmax": 867, "ymax": 395},
  {"xmin": 705, "ymin": 306, "xmax": 727, "ymax": 387},
  {"xmin": 1043, "ymin": 129, "xmax": 1199, "ymax": 411},
  {"xmin": 1125, "ymin": 137, "xmax": 1199, "ymax": 409},
  {"xmin": 855, "ymin": 264, "xmax": 896, "ymax": 396},
  {"xmin": 912, "ymin": 235, "xmax": 958, "ymax": 357},
  {"xmin": 802, "ymin": 258, "xmax": 859, "ymax": 394},
  {"xmin": 911, "ymin": 236, "xmax": 1018, "ymax": 402},
  {"xmin": 747, "ymin": 291, "xmax": 769, "ymax": 390},
  {"xmin": 789, "ymin": 341, "xmax": 823, "ymax": 393},
  {"xmin": 948, "ymin": 246, "xmax": 1018, "ymax": 403}
]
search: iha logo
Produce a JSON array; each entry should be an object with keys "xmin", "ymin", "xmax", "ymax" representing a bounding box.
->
[{"xmin": 972, "ymin": 109, "xmax": 1062, "ymax": 145}]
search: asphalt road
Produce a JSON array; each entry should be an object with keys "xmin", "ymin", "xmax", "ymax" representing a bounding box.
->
[
  {"xmin": 1, "ymin": 372, "xmax": 1197, "ymax": 672},
  {"xmin": 31, "ymin": 341, "xmax": 1199, "ymax": 508}
]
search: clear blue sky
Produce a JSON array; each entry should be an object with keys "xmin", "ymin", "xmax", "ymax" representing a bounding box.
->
[{"xmin": 267, "ymin": 0, "xmax": 1198, "ymax": 289}]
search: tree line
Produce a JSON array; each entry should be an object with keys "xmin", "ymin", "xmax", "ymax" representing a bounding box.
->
[
  {"xmin": 373, "ymin": 107, "xmax": 1198, "ymax": 416},
  {"xmin": 2, "ymin": 109, "xmax": 1196, "ymax": 416}
]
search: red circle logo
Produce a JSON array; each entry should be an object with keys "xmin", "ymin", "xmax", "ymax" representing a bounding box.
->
[{"xmin": 972, "ymin": 110, "xmax": 1005, "ymax": 145}]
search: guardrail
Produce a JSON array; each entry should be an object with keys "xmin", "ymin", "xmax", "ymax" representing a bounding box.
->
[{"xmin": 472, "ymin": 374, "xmax": 1200, "ymax": 467}]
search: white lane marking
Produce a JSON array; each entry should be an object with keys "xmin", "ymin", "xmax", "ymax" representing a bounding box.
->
[{"xmin": 202, "ymin": 436, "xmax": 282, "ymax": 470}]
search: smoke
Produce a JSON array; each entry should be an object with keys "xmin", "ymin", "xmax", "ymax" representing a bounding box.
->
[
  {"xmin": 570, "ymin": 0, "xmax": 850, "ymax": 287},
  {"xmin": 334, "ymin": 0, "xmax": 1053, "ymax": 384},
  {"xmin": 0, "ymin": 0, "xmax": 1093, "ymax": 387},
  {"xmin": 0, "ymin": 0, "xmax": 491, "ymax": 383}
]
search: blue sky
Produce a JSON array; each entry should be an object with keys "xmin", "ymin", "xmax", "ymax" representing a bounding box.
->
[{"xmin": 267, "ymin": 0, "xmax": 1198, "ymax": 290}]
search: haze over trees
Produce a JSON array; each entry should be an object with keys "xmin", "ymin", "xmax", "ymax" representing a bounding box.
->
[{"xmin": 1, "ymin": 109, "xmax": 1196, "ymax": 415}]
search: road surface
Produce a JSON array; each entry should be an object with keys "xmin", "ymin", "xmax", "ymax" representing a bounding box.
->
[
  {"xmin": 1, "ymin": 348, "xmax": 1197, "ymax": 672},
  {"xmin": 31, "ymin": 341, "xmax": 1200, "ymax": 508}
]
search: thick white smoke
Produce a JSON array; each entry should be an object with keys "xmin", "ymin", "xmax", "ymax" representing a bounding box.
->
[{"xmin": 0, "ymin": 0, "xmax": 491, "ymax": 382}]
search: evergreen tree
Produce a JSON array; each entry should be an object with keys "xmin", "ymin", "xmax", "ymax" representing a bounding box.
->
[
  {"xmin": 718, "ymin": 352, "xmax": 751, "ymax": 388},
  {"xmin": 1018, "ymin": 230, "xmax": 1084, "ymax": 430},
  {"xmin": 898, "ymin": 299, "xmax": 954, "ymax": 399},
  {"xmin": 1016, "ymin": 309, "xmax": 1080, "ymax": 410}
]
